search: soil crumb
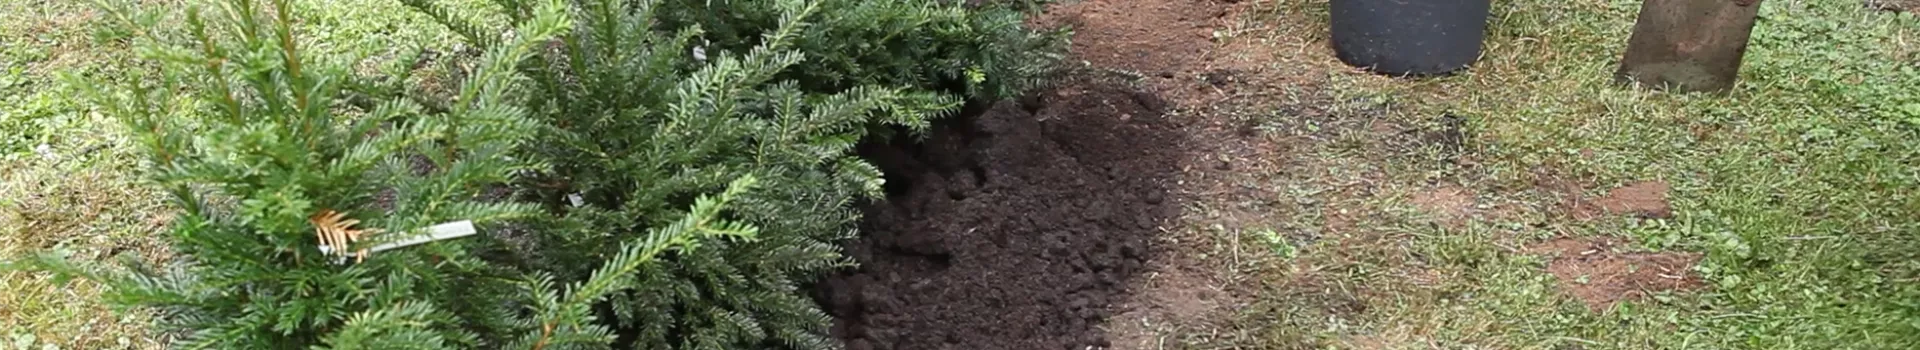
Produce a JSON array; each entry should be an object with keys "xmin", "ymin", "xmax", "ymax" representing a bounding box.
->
[
  {"xmin": 1528, "ymin": 237, "xmax": 1704, "ymax": 311},
  {"xmin": 822, "ymin": 78, "xmax": 1184, "ymax": 350}
]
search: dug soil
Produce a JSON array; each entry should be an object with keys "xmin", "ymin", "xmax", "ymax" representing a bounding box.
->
[
  {"xmin": 1528, "ymin": 237, "xmax": 1705, "ymax": 311},
  {"xmin": 818, "ymin": 78, "xmax": 1186, "ymax": 350}
]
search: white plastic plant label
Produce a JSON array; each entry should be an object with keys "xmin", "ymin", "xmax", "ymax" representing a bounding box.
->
[
  {"xmin": 370, "ymin": 220, "xmax": 478, "ymax": 254},
  {"xmin": 318, "ymin": 220, "xmax": 478, "ymax": 264}
]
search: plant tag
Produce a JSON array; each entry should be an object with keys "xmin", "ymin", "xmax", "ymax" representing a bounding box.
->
[
  {"xmin": 568, "ymin": 193, "xmax": 585, "ymax": 207},
  {"xmin": 370, "ymin": 220, "xmax": 477, "ymax": 254},
  {"xmin": 318, "ymin": 220, "xmax": 478, "ymax": 264}
]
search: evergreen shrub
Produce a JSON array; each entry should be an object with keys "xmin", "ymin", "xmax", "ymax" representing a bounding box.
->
[
  {"xmin": 15, "ymin": 0, "xmax": 1065, "ymax": 347},
  {"xmin": 24, "ymin": 0, "xmax": 764, "ymax": 348},
  {"xmin": 400, "ymin": 0, "xmax": 1062, "ymax": 347}
]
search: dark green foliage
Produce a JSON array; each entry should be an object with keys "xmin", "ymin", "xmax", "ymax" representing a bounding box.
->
[
  {"xmin": 655, "ymin": 0, "xmax": 1069, "ymax": 99},
  {"xmin": 16, "ymin": 0, "xmax": 767, "ymax": 348},
  {"xmin": 400, "ymin": 0, "xmax": 1063, "ymax": 348},
  {"xmin": 55, "ymin": 0, "xmax": 554, "ymax": 345}
]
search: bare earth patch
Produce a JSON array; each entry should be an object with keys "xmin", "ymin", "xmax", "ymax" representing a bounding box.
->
[
  {"xmin": 1410, "ymin": 186, "xmax": 1476, "ymax": 228},
  {"xmin": 1570, "ymin": 180, "xmax": 1673, "ymax": 220},
  {"xmin": 1030, "ymin": 0, "xmax": 1225, "ymax": 90},
  {"xmin": 1529, "ymin": 237, "xmax": 1704, "ymax": 311},
  {"xmin": 1028, "ymin": 0, "xmax": 1379, "ymax": 347},
  {"xmin": 1104, "ymin": 263, "xmax": 1236, "ymax": 350},
  {"xmin": 1592, "ymin": 181, "xmax": 1673, "ymax": 219}
]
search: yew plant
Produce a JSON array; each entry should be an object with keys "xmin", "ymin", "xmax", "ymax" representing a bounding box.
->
[
  {"xmin": 10, "ymin": 0, "xmax": 1065, "ymax": 347},
  {"xmin": 399, "ymin": 0, "xmax": 1064, "ymax": 348},
  {"xmin": 650, "ymin": 0, "xmax": 1069, "ymax": 98},
  {"xmin": 20, "ymin": 0, "xmax": 764, "ymax": 348}
]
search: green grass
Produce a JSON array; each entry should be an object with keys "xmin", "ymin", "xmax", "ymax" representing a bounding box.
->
[
  {"xmin": 1427, "ymin": 1, "xmax": 1918, "ymax": 348},
  {"xmin": 1181, "ymin": 0, "xmax": 1920, "ymax": 349},
  {"xmin": 2, "ymin": 1, "xmax": 168, "ymax": 347}
]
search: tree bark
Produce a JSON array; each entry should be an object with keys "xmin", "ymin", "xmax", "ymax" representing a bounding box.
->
[{"xmin": 1613, "ymin": 0, "xmax": 1765, "ymax": 93}]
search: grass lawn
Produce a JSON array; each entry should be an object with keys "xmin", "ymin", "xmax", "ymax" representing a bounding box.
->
[
  {"xmin": 2, "ymin": 0, "xmax": 1915, "ymax": 349},
  {"xmin": 1339, "ymin": 1, "xmax": 1920, "ymax": 347},
  {"xmin": 1146, "ymin": 0, "xmax": 1918, "ymax": 348},
  {"xmin": 3, "ymin": 1, "xmax": 168, "ymax": 347}
]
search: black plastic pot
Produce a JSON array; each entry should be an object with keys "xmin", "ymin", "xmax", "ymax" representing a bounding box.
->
[{"xmin": 1329, "ymin": 0, "xmax": 1492, "ymax": 76}]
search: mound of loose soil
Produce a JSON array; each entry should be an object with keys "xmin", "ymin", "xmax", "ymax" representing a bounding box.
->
[{"xmin": 819, "ymin": 80, "xmax": 1183, "ymax": 350}]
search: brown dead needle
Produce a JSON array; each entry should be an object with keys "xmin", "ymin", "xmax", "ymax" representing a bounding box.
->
[{"xmin": 310, "ymin": 209, "xmax": 380, "ymax": 263}]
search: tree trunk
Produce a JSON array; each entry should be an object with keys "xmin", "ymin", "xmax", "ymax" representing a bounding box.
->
[{"xmin": 1613, "ymin": 0, "xmax": 1764, "ymax": 93}]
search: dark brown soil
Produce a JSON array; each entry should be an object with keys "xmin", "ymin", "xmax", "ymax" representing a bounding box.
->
[
  {"xmin": 820, "ymin": 79, "xmax": 1184, "ymax": 350},
  {"xmin": 1529, "ymin": 237, "xmax": 1704, "ymax": 311}
]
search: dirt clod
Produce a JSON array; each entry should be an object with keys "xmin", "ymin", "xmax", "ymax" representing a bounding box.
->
[
  {"xmin": 824, "ymin": 79, "xmax": 1183, "ymax": 350},
  {"xmin": 1529, "ymin": 237, "xmax": 1704, "ymax": 311}
]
